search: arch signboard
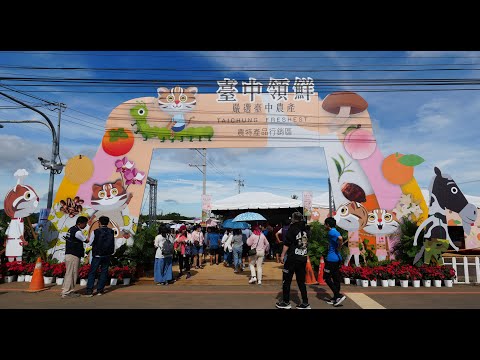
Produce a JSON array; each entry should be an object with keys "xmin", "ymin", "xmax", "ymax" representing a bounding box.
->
[{"xmin": 41, "ymin": 78, "xmax": 478, "ymax": 262}]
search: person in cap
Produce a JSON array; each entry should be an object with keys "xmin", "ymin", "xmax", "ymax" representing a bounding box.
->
[{"xmin": 275, "ymin": 212, "xmax": 311, "ymax": 309}]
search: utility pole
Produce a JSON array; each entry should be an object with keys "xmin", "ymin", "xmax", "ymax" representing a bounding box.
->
[
  {"xmin": 0, "ymin": 91, "xmax": 63, "ymax": 210},
  {"xmin": 328, "ymin": 178, "xmax": 332, "ymax": 217},
  {"xmin": 147, "ymin": 177, "xmax": 158, "ymax": 227},
  {"xmin": 189, "ymin": 148, "xmax": 207, "ymax": 221},
  {"xmin": 234, "ymin": 175, "xmax": 244, "ymax": 194}
]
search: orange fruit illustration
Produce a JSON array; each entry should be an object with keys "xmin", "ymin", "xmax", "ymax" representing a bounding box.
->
[{"xmin": 382, "ymin": 153, "xmax": 414, "ymax": 185}]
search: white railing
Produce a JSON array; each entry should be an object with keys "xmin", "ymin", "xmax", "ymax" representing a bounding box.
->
[{"xmin": 442, "ymin": 256, "xmax": 480, "ymax": 284}]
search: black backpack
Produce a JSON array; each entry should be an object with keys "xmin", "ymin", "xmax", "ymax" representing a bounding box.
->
[
  {"xmin": 162, "ymin": 238, "xmax": 174, "ymax": 256},
  {"xmin": 93, "ymin": 227, "xmax": 115, "ymax": 256}
]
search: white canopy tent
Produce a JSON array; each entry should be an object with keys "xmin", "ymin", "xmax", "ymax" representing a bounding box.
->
[{"xmin": 211, "ymin": 192, "xmax": 302, "ymax": 210}]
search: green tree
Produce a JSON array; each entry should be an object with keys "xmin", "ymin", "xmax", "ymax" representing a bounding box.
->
[
  {"xmin": 308, "ymin": 221, "xmax": 348, "ymax": 270},
  {"xmin": 392, "ymin": 217, "xmax": 423, "ymax": 265},
  {"xmin": 111, "ymin": 225, "xmax": 157, "ymax": 276}
]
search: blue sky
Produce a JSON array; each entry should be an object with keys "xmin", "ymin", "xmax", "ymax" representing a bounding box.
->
[{"xmin": 1, "ymin": 51, "xmax": 480, "ymax": 217}]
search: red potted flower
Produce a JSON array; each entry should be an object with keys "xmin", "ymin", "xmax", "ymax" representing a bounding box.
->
[
  {"xmin": 52, "ymin": 263, "xmax": 66, "ymax": 286},
  {"xmin": 78, "ymin": 264, "xmax": 91, "ymax": 286}
]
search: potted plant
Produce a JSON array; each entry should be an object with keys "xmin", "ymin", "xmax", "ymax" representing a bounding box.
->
[
  {"xmin": 16, "ymin": 261, "xmax": 27, "ymax": 282},
  {"xmin": 432, "ymin": 266, "xmax": 444, "ymax": 287},
  {"xmin": 374, "ymin": 266, "xmax": 389, "ymax": 287},
  {"xmin": 358, "ymin": 267, "xmax": 370, "ymax": 287},
  {"xmin": 395, "ymin": 265, "xmax": 410, "ymax": 287},
  {"xmin": 53, "ymin": 263, "xmax": 66, "ymax": 286},
  {"xmin": 109, "ymin": 267, "xmax": 121, "ymax": 286},
  {"xmin": 3, "ymin": 262, "xmax": 19, "ymax": 282},
  {"xmin": 386, "ymin": 264, "xmax": 397, "ymax": 287},
  {"xmin": 24, "ymin": 262, "xmax": 35, "ymax": 282},
  {"xmin": 340, "ymin": 265, "xmax": 353, "ymax": 285},
  {"xmin": 419, "ymin": 265, "xmax": 433, "ymax": 287},
  {"xmin": 42, "ymin": 261, "xmax": 55, "ymax": 285},
  {"xmin": 119, "ymin": 265, "xmax": 135, "ymax": 285},
  {"xmin": 78, "ymin": 264, "xmax": 91, "ymax": 286},
  {"xmin": 410, "ymin": 267, "xmax": 422, "ymax": 288},
  {"xmin": 441, "ymin": 265, "xmax": 455, "ymax": 287}
]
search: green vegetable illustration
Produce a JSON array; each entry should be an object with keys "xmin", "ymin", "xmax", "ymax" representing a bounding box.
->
[{"xmin": 332, "ymin": 153, "xmax": 354, "ymax": 182}]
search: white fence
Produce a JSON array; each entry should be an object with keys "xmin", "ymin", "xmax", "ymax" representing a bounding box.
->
[{"xmin": 442, "ymin": 256, "xmax": 480, "ymax": 284}]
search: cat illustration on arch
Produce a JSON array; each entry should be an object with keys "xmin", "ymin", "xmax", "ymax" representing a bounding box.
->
[
  {"xmin": 88, "ymin": 179, "xmax": 133, "ymax": 239},
  {"xmin": 157, "ymin": 86, "xmax": 197, "ymax": 139}
]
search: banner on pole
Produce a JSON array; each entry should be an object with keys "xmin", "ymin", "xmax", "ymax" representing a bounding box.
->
[{"xmin": 302, "ymin": 191, "xmax": 312, "ymax": 218}]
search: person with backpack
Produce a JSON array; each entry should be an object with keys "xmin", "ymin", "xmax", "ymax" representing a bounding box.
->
[
  {"xmin": 61, "ymin": 216, "xmax": 89, "ymax": 298},
  {"xmin": 84, "ymin": 216, "xmax": 115, "ymax": 297},
  {"xmin": 275, "ymin": 212, "xmax": 310, "ymax": 309},
  {"xmin": 154, "ymin": 226, "xmax": 174, "ymax": 285}
]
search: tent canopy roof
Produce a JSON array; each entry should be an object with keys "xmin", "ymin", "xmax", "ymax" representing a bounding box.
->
[{"xmin": 211, "ymin": 192, "xmax": 302, "ymax": 211}]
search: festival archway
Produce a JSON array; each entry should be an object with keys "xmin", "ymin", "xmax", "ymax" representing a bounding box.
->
[{"xmin": 42, "ymin": 79, "xmax": 478, "ymax": 262}]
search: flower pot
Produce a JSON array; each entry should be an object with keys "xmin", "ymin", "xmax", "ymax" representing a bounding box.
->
[
  {"xmin": 400, "ymin": 279, "xmax": 409, "ymax": 288},
  {"xmin": 4, "ymin": 275, "xmax": 16, "ymax": 283},
  {"xmin": 122, "ymin": 278, "xmax": 131, "ymax": 285},
  {"xmin": 43, "ymin": 276, "xmax": 54, "ymax": 285},
  {"xmin": 423, "ymin": 279, "xmax": 431, "ymax": 287},
  {"xmin": 370, "ymin": 280, "xmax": 377, "ymax": 287},
  {"xmin": 17, "ymin": 275, "xmax": 25, "ymax": 282},
  {"xmin": 444, "ymin": 279, "xmax": 453, "ymax": 287},
  {"xmin": 110, "ymin": 278, "xmax": 118, "ymax": 286},
  {"xmin": 434, "ymin": 279, "xmax": 442, "ymax": 287},
  {"xmin": 25, "ymin": 275, "xmax": 32, "ymax": 282},
  {"xmin": 413, "ymin": 280, "xmax": 421, "ymax": 288},
  {"xmin": 56, "ymin": 277, "xmax": 64, "ymax": 286},
  {"xmin": 344, "ymin": 278, "xmax": 351, "ymax": 285},
  {"xmin": 388, "ymin": 279, "xmax": 395, "ymax": 287},
  {"xmin": 80, "ymin": 279, "xmax": 87, "ymax": 286},
  {"xmin": 381, "ymin": 280, "xmax": 389, "ymax": 287},
  {"xmin": 356, "ymin": 279, "xmax": 362, "ymax": 286},
  {"xmin": 361, "ymin": 279, "xmax": 369, "ymax": 287}
]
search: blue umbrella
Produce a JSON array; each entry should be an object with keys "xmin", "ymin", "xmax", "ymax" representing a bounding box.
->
[
  {"xmin": 221, "ymin": 219, "xmax": 249, "ymax": 229},
  {"xmin": 232, "ymin": 212, "xmax": 266, "ymax": 222}
]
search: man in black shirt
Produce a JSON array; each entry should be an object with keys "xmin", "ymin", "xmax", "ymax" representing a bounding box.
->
[
  {"xmin": 84, "ymin": 216, "xmax": 115, "ymax": 297},
  {"xmin": 275, "ymin": 212, "xmax": 310, "ymax": 309},
  {"xmin": 62, "ymin": 216, "xmax": 89, "ymax": 298}
]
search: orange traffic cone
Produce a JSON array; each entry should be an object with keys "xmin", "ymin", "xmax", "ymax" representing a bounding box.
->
[
  {"xmin": 305, "ymin": 256, "xmax": 318, "ymax": 285},
  {"xmin": 317, "ymin": 256, "xmax": 327, "ymax": 285},
  {"xmin": 27, "ymin": 257, "xmax": 47, "ymax": 292}
]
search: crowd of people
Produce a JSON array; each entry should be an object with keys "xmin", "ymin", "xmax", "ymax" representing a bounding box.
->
[
  {"xmin": 60, "ymin": 212, "xmax": 347, "ymax": 308},
  {"xmin": 153, "ymin": 222, "xmax": 283, "ymax": 286}
]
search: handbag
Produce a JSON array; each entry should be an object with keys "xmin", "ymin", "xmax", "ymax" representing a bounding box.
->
[{"xmin": 248, "ymin": 235, "xmax": 261, "ymax": 256}]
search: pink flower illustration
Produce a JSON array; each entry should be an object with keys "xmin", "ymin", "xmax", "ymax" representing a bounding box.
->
[
  {"xmin": 115, "ymin": 157, "xmax": 135, "ymax": 173},
  {"xmin": 124, "ymin": 168, "xmax": 145, "ymax": 185}
]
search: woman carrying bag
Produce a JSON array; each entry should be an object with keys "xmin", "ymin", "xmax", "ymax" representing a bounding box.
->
[{"xmin": 246, "ymin": 225, "xmax": 270, "ymax": 285}]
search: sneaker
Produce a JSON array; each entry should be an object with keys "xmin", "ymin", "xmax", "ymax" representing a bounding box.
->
[
  {"xmin": 275, "ymin": 301, "xmax": 292, "ymax": 309},
  {"xmin": 333, "ymin": 295, "xmax": 347, "ymax": 307},
  {"xmin": 257, "ymin": 281, "xmax": 262, "ymax": 285},
  {"xmin": 323, "ymin": 297, "xmax": 335, "ymax": 305},
  {"xmin": 83, "ymin": 291, "xmax": 94, "ymax": 298},
  {"xmin": 96, "ymin": 291, "xmax": 105, "ymax": 296},
  {"xmin": 248, "ymin": 277, "xmax": 257, "ymax": 284},
  {"xmin": 296, "ymin": 303, "xmax": 311, "ymax": 309},
  {"xmin": 61, "ymin": 292, "xmax": 80, "ymax": 298}
]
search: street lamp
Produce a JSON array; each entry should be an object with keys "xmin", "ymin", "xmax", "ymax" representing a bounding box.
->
[{"xmin": 0, "ymin": 91, "xmax": 63, "ymax": 209}]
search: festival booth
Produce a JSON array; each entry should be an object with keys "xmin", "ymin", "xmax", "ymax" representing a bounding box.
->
[{"xmin": 210, "ymin": 191, "xmax": 302, "ymax": 225}]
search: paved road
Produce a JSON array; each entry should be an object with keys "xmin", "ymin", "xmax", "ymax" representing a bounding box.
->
[{"xmin": 1, "ymin": 281, "xmax": 479, "ymax": 309}]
